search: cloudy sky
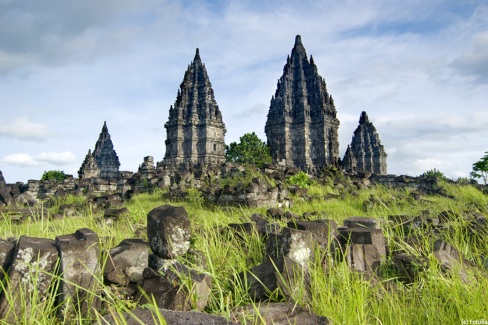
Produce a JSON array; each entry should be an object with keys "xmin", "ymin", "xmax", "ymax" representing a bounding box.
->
[{"xmin": 0, "ymin": 0, "xmax": 487, "ymax": 183}]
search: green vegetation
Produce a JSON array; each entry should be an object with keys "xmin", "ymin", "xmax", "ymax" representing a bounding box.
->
[
  {"xmin": 286, "ymin": 171, "xmax": 316, "ymax": 187},
  {"xmin": 420, "ymin": 168, "xmax": 448, "ymax": 180},
  {"xmin": 225, "ymin": 132, "xmax": 272, "ymax": 168},
  {"xmin": 0, "ymin": 179, "xmax": 487, "ymax": 324},
  {"xmin": 40, "ymin": 170, "xmax": 67, "ymax": 182},
  {"xmin": 471, "ymin": 151, "xmax": 488, "ymax": 185}
]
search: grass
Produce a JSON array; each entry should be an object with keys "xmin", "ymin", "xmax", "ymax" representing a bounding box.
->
[{"xmin": 0, "ymin": 179, "xmax": 487, "ymax": 323}]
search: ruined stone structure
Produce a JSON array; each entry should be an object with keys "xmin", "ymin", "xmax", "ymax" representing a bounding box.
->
[
  {"xmin": 78, "ymin": 150, "xmax": 101, "ymax": 179},
  {"xmin": 163, "ymin": 49, "xmax": 226, "ymax": 167},
  {"xmin": 92, "ymin": 122, "xmax": 120, "ymax": 179},
  {"xmin": 265, "ymin": 35, "xmax": 340, "ymax": 171},
  {"xmin": 348, "ymin": 111, "xmax": 387, "ymax": 175},
  {"xmin": 342, "ymin": 145, "xmax": 357, "ymax": 174},
  {"xmin": 0, "ymin": 171, "xmax": 5, "ymax": 188}
]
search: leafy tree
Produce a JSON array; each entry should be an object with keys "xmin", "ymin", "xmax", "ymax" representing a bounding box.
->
[
  {"xmin": 420, "ymin": 168, "xmax": 448, "ymax": 180},
  {"xmin": 471, "ymin": 151, "xmax": 488, "ymax": 185},
  {"xmin": 225, "ymin": 132, "xmax": 272, "ymax": 168},
  {"xmin": 41, "ymin": 170, "xmax": 66, "ymax": 182}
]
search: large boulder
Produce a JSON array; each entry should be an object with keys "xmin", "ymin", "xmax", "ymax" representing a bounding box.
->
[{"xmin": 147, "ymin": 205, "xmax": 191, "ymax": 259}]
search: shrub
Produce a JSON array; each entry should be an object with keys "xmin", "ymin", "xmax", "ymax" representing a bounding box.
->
[
  {"xmin": 40, "ymin": 170, "xmax": 66, "ymax": 182},
  {"xmin": 287, "ymin": 171, "xmax": 315, "ymax": 187},
  {"xmin": 420, "ymin": 168, "xmax": 448, "ymax": 180}
]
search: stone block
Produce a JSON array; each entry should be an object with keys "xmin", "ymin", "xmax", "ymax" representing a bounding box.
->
[
  {"xmin": 55, "ymin": 228, "xmax": 101, "ymax": 319},
  {"xmin": 287, "ymin": 220, "xmax": 338, "ymax": 241},
  {"xmin": 345, "ymin": 244, "xmax": 381, "ymax": 274},
  {"xmin": 104, "ymin": 239, "xmax": 148, "ymax": 286},
  {"xmin": 241, "ymin": 257, "xmax": 309, "ymax": 302},
  {"xmin": 339, "ymin": 227, "xmax": 386, "ymax": 262},
  {"xmin": 147, "ymin": 205, "xmax": 191, "ymax": 259},
  {"xmin": 434, "ymin": 240, "xmax": 472, "ymax": 283},
  {"xmin": 344, "ymin": 216, "xmax": 380, "ymax": 229},
  {"xmin": 101, "ymin": 307, "xmax": 238, "ymax": 325},
  {"xmin": 0, "ymin": 236, "xmax": 58, "ymax": 323},
  {"xmin": 0, "ymin": 239, "xmax": 16, "ymax": 281},
  {"xmin": 392, "ymin": 253, "xmax": 429, "ymax": 283},
  {"xmin": 149, "ymin": 257, "xmax": 212, "ymax": 311},
  {"xmin": 234, "ymin": 302, "xmax": 330, "ymax": 325},
  {"xmin": 135, "ymin": 267, "xmax": 191, "ymax": 311}
]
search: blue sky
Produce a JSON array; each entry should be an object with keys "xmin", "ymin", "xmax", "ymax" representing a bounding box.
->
[{"xmin": 0, "ymin": 0, "xmax": 487, "ymax": 183}]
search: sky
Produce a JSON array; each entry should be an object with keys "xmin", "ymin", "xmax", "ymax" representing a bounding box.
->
[{"xmin": 0, "ymin": 0, "xmax": 487, "ymax": 184}]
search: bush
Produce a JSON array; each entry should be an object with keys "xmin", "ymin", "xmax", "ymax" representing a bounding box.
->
[
  {"xmin": 40, "ymin": 170, "xmax": 66, "ymax": 182},
  {"xmin": 420, "ymin": 168, "xmax": 448, "ymax": 180},
  {"xmin": 287, "ymin": 171, "xmax": 315, "ymax": 187}
]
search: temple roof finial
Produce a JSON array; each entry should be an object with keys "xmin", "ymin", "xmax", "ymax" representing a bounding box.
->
[
  {"xmin": 295, "ymin": 35, "xmax": 302, "ymax": 45},
  {"xmin": 194, "ymin": 48, "xmax": 201, "ymax": 62}
]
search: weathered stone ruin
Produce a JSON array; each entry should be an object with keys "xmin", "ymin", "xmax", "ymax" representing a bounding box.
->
[
  {"xmin": 79, "ymin": 121, "xmax": 120, "ymax": 180},
  {"xmin": 342, "ymin": 145, "xmax": 357, "ymax": 174},
  {"xmin": 0, "ymin": 171, "xmax": 5, "ymax": 188},
  {"xmin": 78, "ymin": 149, "xmax": 101, "ymax": 179},
  {"xmin": 163, "ymin": 48, "xmax": 227, "ymax": 167},
  {"xmin": 265, "ymin": 35, "xmax": 340, "ymax": 172},
  {"xmin": 347, "ymin": 111, "xmax": 387, "ymax": 175}
]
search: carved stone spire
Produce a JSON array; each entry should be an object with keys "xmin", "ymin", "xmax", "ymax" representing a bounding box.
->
[
  {"xmin": 342, "ymin": 145, "xmax": 357, "ymax": 174},
  {"xmin": 163, "ymin": 48, "xmax": 226, "ymax": 166},
  {"xmin": 92, "ymin": 121, "xmax": 120, "ymax": 179},
  {"xmin": 78, "ymin": 149, "xmax": 101, "ymax": 179},
  {"xmin": 350, "ymin": 111, "xmax": 387, "ymax": 175},
  {"xmin": 265, "ymin": 35, "xmax": 340, "ymax": 171}
]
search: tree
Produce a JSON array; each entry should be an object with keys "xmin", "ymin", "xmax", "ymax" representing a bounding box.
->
[
  {"xmin": 225, "ymin": 132, "xmax": 272, "ymax": 168},
  {"xmin": 471, "ymin": 151, "xmax": 488, "ymax": 185},
  {"xmin": 41, "ymin": 170, "xmax": 66, "ymax": 182}
]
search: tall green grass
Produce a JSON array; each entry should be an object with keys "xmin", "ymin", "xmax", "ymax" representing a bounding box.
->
[{"xmin": 0, "ymin": 181, "xmax": 487, "ymax": 323}]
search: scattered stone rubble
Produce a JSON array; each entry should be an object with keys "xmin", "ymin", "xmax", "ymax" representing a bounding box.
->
[{"xmin": 0, "ymin": 192, "xmax": 485, "ymax": 323}]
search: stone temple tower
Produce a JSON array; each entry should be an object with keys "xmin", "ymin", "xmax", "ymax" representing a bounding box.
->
[
  {"xmin": 92, "ymin": 121, "xmax": 120, "ymax": 179},
  {"xmin": 265, "ymin": 35, "xmax": 340, "ymax": 171},
  {"xmin": 348, "ymin": 111, "xmax": 387, "ymax": 175},
  {"xmin": 163, "ymin": 48, "xmax": 226, "ymax": 166}
]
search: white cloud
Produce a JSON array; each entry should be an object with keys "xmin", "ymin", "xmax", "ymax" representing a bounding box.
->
[
  {"xmin": 1, "ymin": 151, "xmax": 76, "ymax": 167},
  {"xmin": 1, "ymin": 153, "xmax": 40, "ymax": 167},
  {"xmin": 34, "ymin": 151, "xmax": 77, "ymax": 165},
  {"xmin": 0, "ymin": 117, "xmax": 52, "ymax": 141}
]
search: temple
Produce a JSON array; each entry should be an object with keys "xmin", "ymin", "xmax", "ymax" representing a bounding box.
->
[
  {"xmin": 265, "ymin": 35, "xmax": 340, "ymax": 171},
  {"xmin": 163, "ymin": 48, "xmax": 227, "ymax": 166}
]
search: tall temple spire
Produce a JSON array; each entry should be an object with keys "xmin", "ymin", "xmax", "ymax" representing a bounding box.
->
[
  {"xmin": 265, "ymin": 35, "xmax": 340, "ymax": 171},
  {"xmin": 92, "ymin": 121, "xmax": 120, "ymax": 179},
  {"xmin": 163, "ymin": 48, "xmax": 226, "ymax": 166}
]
